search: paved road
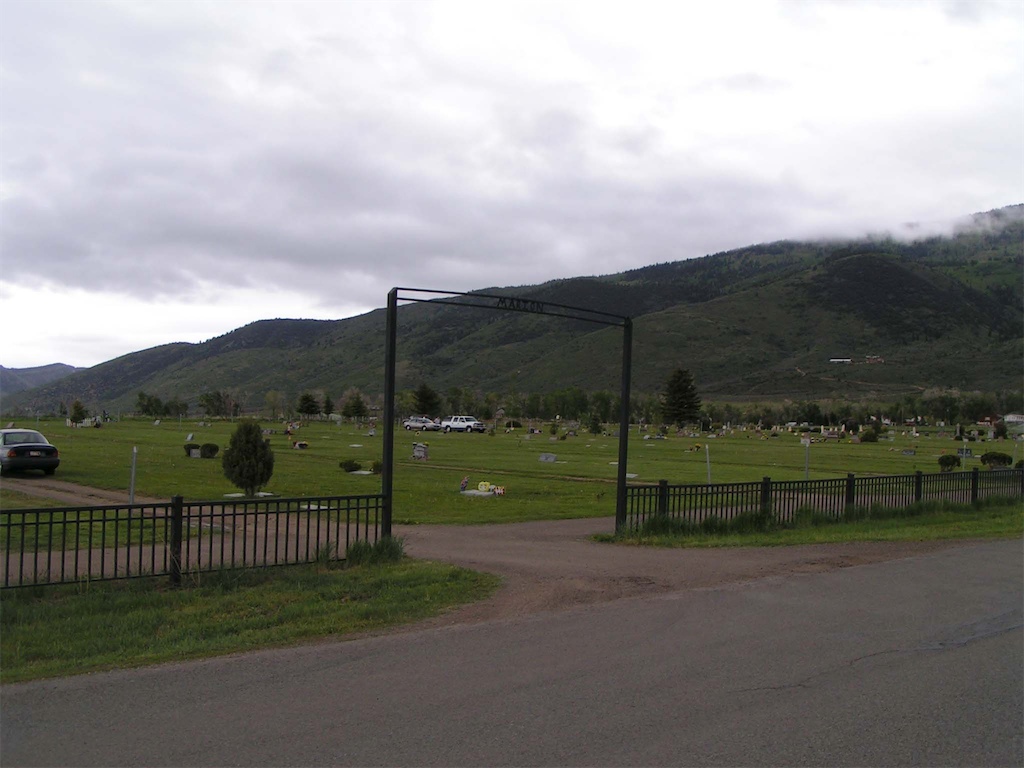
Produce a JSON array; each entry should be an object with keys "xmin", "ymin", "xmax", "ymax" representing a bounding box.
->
[{"xmin": 3, "ymin": 538, "xmax": 1021, "ymax": 767}]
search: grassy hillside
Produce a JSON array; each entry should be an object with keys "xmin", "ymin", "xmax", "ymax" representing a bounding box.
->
[
  {"xmin": 4, "ymin": 205, "xmax": 1021, "ymax": 414},
  {"xmin": 0, "ymin": 364, "xmax": 82, "ymax": 397}
]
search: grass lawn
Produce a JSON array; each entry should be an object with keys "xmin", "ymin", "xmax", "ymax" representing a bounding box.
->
[
  {"xmin": 597, "ymin": 499, "xmax": 1024, "ymax": 548},
  {"xmin": 1, "ymin": 559, "xmax": 500, "ymax": 684},
  {"xmin": 3, "ymin": 417, "xmax": 1017, "ymax": 524}
]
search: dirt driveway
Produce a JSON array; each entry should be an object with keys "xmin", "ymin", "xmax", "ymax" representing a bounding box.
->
[{"xmin": 3, "ymin": 476, "xmax": 959, "ymax": 625}]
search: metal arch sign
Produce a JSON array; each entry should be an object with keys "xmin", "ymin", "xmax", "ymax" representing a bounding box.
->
[
  {"xmin": 495, "ymin": 296, "xmax": 546, "ymax": 314},
  {"xmin": 380, "ymin": 287, "xmax": 634, "ymax": 535}
]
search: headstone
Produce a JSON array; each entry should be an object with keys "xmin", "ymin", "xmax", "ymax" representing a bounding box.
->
[
  {"xmin": 186, "ymin": 433, "xmax": 194, "ymax": 441},
  {"xmin": 413, "ymin": 443, "xmax": 429, "ymax": 461},
  {"xmin": 539, "ymin": 453, "xmax": 557, "ymax": 462}
]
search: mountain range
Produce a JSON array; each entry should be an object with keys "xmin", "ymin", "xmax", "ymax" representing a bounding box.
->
[{"xmin": 3, "ymin": 205, "xmax": 1022, "ymax": 415}]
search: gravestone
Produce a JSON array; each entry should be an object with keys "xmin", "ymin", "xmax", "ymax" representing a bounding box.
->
[{"xmin": 539, "ymin": 453, "xmax": 557, "ymax": 462}]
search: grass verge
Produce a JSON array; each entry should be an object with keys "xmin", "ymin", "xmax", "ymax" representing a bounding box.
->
[
  {"xmin": 0, "ymin": 559, "xmax": 500, "ymax": 684},
  {"xmin": 597, "ymin": 498, "xmax": 1024, "ymax": 548}
]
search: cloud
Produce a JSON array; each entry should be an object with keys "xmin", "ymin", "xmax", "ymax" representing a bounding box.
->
[{"xmin": 1, "ymin": 0, "xmax": 1021, "ymax": 368}]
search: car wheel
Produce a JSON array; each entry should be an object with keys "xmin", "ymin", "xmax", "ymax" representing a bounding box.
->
[{"xmin": 445, "ymin": 426, "xmax": 451, "ymax": 433}]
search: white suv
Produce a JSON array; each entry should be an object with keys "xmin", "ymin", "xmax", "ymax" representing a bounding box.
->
[{"xmin": 441, "ymin": 415, "xmax": 486, "ymax": 433}]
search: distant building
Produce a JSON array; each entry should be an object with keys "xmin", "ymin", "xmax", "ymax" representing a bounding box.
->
[{"xmin": 829, "ymin": 358, "xmax": 852, "ymax": 364}]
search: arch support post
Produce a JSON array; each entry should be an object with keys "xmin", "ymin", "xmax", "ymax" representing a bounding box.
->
[
  {"xmin": 615, "ymin": 318, "xmax": 633, "ymax": 533},
  {"xmin": 381, "ymin": 288, "xmax": 398, "ymax": 538}
]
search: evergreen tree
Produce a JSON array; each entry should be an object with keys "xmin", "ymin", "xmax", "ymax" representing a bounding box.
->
[
  {"xmin": 69, "ymin": 399, "xmax": 89, "ymax": 423},
  {"xmin": 342, "ymin": 389, "xmax": 368, "ymax": 420},
  {"xmin": 661, "ymin": 368, "xmax": 702, "ymax": 428},
  {"xmin": 323, "ymin": 394, "xmax": 335, "ymax": 416},
  {"xmin": 222, "ymin": 420, "xmax": 275, "ymax": 496},
  {"xmin": 413, "ymin": 382, "xmax": 442, "ymax": 416},
  {"xmin": 199, "ymin": 390, "xmax": 232, "ymax": 417},
  {"xmin": 297, "ymin": 392, "xmax": 320, "ymax": 416}
]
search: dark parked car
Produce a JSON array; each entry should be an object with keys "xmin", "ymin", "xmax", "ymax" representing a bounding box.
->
[{"xmin": 0, "ymin": 429, "xmax": 60, "ymax": 475}]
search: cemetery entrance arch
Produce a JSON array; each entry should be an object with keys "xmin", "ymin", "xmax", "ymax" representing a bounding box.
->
[{"xmin": 380, "ymin": 287, "xmax": 633, "ymax": 535}]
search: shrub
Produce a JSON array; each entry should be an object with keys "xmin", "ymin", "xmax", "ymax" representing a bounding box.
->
[
  {"xmin": 549, "ymin": 423, "xmax": 558, "ymax": 435},
  {"xmin": 938, "ymin": 454, "xmax": 962, "ymax": 472},
  {"xmin": 588, "ymin": 415, "xmax": 601, "ymax": 435},
  {"xmin": 345, "ymin": 536, "xmax": 404, "ymax": 565},
  {"xmin": 222, "ymin": 420, "xmax": 274, "ymax": 496},
  {"xmin": 980, "ymin": 451, "xmax": 1013, "ymax": 468},
  {"xmin": 700, "ymin": 516, "xmax": 728, "ymax": 535},
  {"xmin": 730, "ymin": 509, "xmax": 777, "ymax": 533},
  {"xmin": 793, "ymin": 507, "xmax": 837, "ymax": 527},
  {"xmin": 371, "ymin": 459, "xmax": 384, "ymax": 474},
  {"xmin": 340, "ymin": 459, "xmax": 362, "ymax": 473},
  {"xmin": 639, "ymin": 516, "xmax": 695, "ymax": 536},
  {"xmin": 859, "ymin": 429, "xmax": 879, "ymax": 443},
  {"xmin": 183, "ymin": 442, "xmax": 200, "ymax": 457},
  {"xmin": 199, "ymin": 443, "xmax": 219, "ymax": 459}
]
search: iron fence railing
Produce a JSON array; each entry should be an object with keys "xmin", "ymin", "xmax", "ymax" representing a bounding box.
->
[
  {"xmin": 1, "ymin": 494, "xmax": 382, "ymax": 588},
  {"xmin": 624, "ymin": 468, "xmax": 1023, "ymax": 532}
]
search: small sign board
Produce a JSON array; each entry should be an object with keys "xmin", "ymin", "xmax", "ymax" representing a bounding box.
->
[
  {"xmin": 957, "ymin": 448, "xmax": 973, "ymax": 458},
  {"xmin": 801, "ymin": 438, "xmax": 812, "ymax": 447}
]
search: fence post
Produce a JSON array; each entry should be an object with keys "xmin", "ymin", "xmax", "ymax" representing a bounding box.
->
[
  {"xmin": 169, "ymin": 495, "xmax": 183, "ymax": 587},
  {"xmin": 658, "ymin": 480, "xmax": 669, "ymax": 517},
  {"xmin": 845, "ymin": 473, "xmax": 855, "ymax": 509},
  {"xmin": 914, "ymin": 470, "xmax": 923, "ymax": 503},
  {"xmin": 971, "ymin": 467, "xmax": 979, "ymax": 504},
  {"xmin": 760, "ymin": 476, "xmax": 771, "ymax": 517}
]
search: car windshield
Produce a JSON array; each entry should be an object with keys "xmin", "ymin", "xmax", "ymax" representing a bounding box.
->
[{"xmin": 3, "ymin": 431, "xmax": 48, "ymax": 445}]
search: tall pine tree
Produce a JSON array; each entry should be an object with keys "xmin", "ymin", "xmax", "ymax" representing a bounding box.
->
[
  {"xmin": 413, "ymin": 382, "xmax": 442, "ymax": 416},
  {"xmin": 661, "ymin": 368, "xmax": 702, "ymax": 428}
]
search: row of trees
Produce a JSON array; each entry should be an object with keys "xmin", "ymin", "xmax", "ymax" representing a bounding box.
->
[{"xmin": 128, "ymin": 380, "xmax": 1020, "ymax": 431}]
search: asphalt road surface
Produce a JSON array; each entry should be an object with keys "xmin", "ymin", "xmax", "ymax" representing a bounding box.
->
[{"xmin": 3, "ymin": 537, "xmax": 1021, "ymax": 767}]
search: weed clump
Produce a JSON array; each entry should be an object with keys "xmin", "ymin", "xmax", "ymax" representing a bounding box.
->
[{"xmin": 345, "ymin": 537, "xmax": 405, "ymax": 566}]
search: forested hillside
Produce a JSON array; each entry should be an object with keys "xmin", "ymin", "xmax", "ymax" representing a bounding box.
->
[{"xmin": 4, "ymin": 205, "xmax": 1021, "ymax": 416}]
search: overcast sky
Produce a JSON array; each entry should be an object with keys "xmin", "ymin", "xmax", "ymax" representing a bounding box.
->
[{"xmin": 1, "ymin": 0, "xmax": 1022, "ymax": 370}]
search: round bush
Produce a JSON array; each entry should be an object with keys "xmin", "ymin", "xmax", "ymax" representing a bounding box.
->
[
  {"xmin": 340, "ymin": 459, "xmax": 362, "ymax": 473},
  {"xmin": 183, "ymin": 442, "xmax": 200, "ymax": 457},
  {"xmin": 980, "ymin": 451, "xmax": 1013, "ymax": 468},
  {"xmin": 200, "ymin": 443, "xmax": 219, "ymax": 459}
]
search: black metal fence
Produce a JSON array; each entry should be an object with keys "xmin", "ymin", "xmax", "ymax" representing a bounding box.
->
[
  {"xmin": 1, "ymin": 494, "xmax": 382, "ymax": 588},
  {"xmin": 623, "ymin": 468, "xmax": 1024, "ymax": 532}
]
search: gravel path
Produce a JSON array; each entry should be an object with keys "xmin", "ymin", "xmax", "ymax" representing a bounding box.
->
[{"xmin": 3, "ymin": 476, "xmax": 959, "ymax": 625}]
